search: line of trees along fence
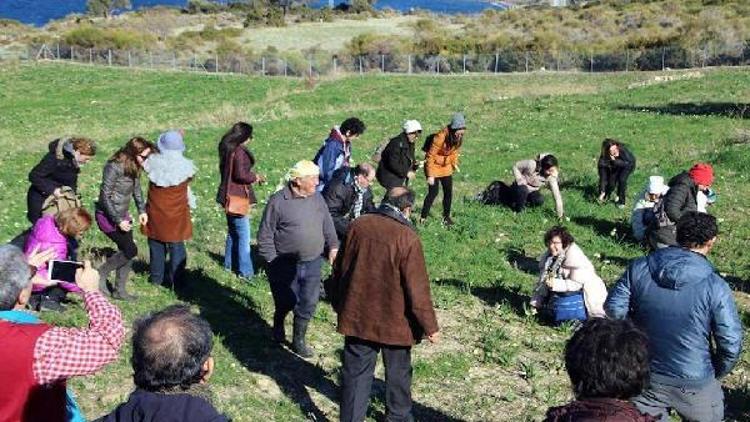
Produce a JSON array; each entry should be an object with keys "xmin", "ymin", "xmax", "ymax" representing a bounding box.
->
[{"xmin": 24, "ymin": 43, "xmax": 750, "ymax": 76}]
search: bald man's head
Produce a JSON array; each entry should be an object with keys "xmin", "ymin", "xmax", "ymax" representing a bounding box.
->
[{"xmin": 132, "ymin": 305, "xmax": 213, "ymax": 391}]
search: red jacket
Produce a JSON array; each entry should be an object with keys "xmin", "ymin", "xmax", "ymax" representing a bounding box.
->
[{"xmin": 0, "ymin": 321, "xmax": 66, "ymax": 422}]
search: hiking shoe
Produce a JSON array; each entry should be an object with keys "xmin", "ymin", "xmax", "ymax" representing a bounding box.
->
[{"xmin": 443, "ymin": 216, "xmax": 454, "ymax": 227}]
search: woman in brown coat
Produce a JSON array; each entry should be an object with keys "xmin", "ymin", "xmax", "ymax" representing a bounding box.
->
[
  {"xmin": 142, "ymin": 130, "xmax": 196, "ymax": 288},
  {"xmin": 420, "ymin": 113, "xmax": 466, "ymax": 226}
]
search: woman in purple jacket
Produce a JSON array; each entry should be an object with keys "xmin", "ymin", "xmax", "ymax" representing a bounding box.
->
[
  {"xmin": 23, "ymin": 207, "xmax": 92, "ymax": 311},
  {"xmin": 216, "ymin": 122, "xmax": 265, "ymax": 279}
]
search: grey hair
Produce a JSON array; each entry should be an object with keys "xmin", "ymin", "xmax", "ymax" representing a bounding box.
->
[{"xmin": 0, "ymin": 245, "xmax": 31, "ymax": 310}]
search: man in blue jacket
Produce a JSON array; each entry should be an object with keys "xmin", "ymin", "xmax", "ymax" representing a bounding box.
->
[
  {"xmin": 605, "ymin": 212, "xmax": 742, "ymax": 422},
  {"xmin": 313, "ymin": 117, "xmax": 366, "ymax": 192}
]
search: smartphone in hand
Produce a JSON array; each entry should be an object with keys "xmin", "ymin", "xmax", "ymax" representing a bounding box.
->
[{"xmin": 48, "ymin": 260, "xmax": 84, "ymax": 283}]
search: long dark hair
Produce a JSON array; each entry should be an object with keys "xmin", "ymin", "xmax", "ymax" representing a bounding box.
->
[
  {"xmin": 219, "ymin": 122, "xmax": 253, "ymax": 159},
  {"xmin": 445, "ymin": 127, "xmax": 464, "ymax": 150},
  {"xmin": 109, "ymin": 137, "xmax": 156, "ymax": 178},
  {"xmin": 600, "ymin": 138, "xmax": 622, "ymax": 159}
]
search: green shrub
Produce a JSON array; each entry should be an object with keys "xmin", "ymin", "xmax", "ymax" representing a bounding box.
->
[{"xmin": 63, "ymin": 25, "xmax": 155, "ymax": 50}]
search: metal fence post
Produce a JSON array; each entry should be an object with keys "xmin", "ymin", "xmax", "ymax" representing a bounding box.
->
[
  {"xmin": 128, "ymin": 51, "xmax": 132, "ymax": 67},
  {"xmin": 108, "ymin": 49, "xmax": 112, "ymax": 66},
  {"xmin": 333, "ymin": 56, "xmax": 337, "ymax": 73},
  {"xmin": 661, "ymin": 47, "xmax": 666, "ymax": 71},
  {"xmin": 625, "ymin": 49, "xmax": 629, "ymax": 72},
  {"xmin": 462, "ymin": 54, "xmax": 466, "ymax": 73},
  {"xmin": 309, "ymin": 58, "xmax": 313, "ymax": 77},
  {"xmin": 215, "ymin": 53, "xmax": 219, "ymax": 73},
  {"xmin": 70, "ymin": 46, "xmax": 74, "ymax": 61},
  {"xmin": 408, "ymin": 55, "xmax": 412, "ymax": 74},
  {"xmin": 589, "ymin": 51, "xmax": 594, "ymax": 73},
  {"xmin": 359, "ymin": 56, "xmax": 363, "ymax": 75},
  {"xmin": 284, "ymin": 60, "xmax": 288, "ymax": 77},
  {"xmin": 381, "ymin": 54, "xmax": 385, "ymax": 73},
  {"xmin": 436, "ymin": 56, "xmax": 440, "ymax": 74},
  {"xmin": 149, "ymin": 52, "xmax": 153, "ymax": 68},
  {"xmin": 56, "ymin": 43, "xmax": 60, "ymax": 60},
  {"xmin": 173, "ymin": 52, "xmax": 177, "ymax": 70},
  {"xmin": 262, "ymin": 57, "xmax": 266, "ymax": 75},
  {"xmin": 89, "ymin": 48, "xmax": 92, "ymax": 64},
  {"xmin": 494, "ymin": 53, "xmax": 499, "ymax": 73},
  {"xmin": 525, "ymin": 51, "xmax": 529, "ymax": 73}
]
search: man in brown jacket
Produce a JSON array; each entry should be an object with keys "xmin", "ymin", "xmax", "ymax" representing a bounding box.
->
[{"xmin": 332, "ymin": 187, "xmax": 440, "ymax": 422}]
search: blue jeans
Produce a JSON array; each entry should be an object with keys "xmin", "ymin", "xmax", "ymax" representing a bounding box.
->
[
  {"xmin": 224, "ymin": 214, "xmax": 254, "ymax": 278},
  {"xmin": 148, "ymin": 239, "xmax": 187, "ymax": 287}
]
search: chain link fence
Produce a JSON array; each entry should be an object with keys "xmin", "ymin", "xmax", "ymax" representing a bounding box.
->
[{"xmin": 21, "ymin": 42, "xmax": 750, "ymax": 76}]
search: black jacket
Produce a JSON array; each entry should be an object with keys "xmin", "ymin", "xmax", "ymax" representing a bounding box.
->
[
  {"xmin": 26, "ymin": 139, "xmax": 81, "ymax": 223},
  {"xmin": 95, "ymin": 389, "xmax": 229, "ymax": 422},
  {"xmin": 322, "ymin": 168, "xmax": 375, "ymax": 240},
  {"xmin": 649, "ymin": 171, "xmax": 698, "ymax": 246},
  {"xmin": 597, "ymin": 145, "xmax": 636, "ymax": 171},
  {"xmin": 376, "ymin": 133, "xmax": 417, "ymax": 189}
]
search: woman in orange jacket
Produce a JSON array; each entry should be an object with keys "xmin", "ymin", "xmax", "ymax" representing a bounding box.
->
[{"xmin": 420, "ymin": 113, "xmax": 466, "ymax": 226}]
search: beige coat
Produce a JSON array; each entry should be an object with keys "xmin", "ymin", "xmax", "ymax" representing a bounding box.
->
[
  {"xmin": 512, "ymin": 157, "xmax": 564, "ymax": 217},
  {"xmin": 530, "ymin": 243, "xmax": 606, "ymax": 317}
]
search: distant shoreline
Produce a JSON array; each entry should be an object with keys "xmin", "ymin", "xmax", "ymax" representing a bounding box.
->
[{"xmin": 1, "ymin": 0, "xmax": 504, "ymax": 28}]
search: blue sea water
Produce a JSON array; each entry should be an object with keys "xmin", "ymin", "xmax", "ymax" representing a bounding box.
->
[{"xmin": 0, "ymin": 0, "xmax": 504, "ymax": 27}]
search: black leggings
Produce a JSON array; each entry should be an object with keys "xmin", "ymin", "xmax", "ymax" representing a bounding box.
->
[
  {"xmin": 421, "ymin": 175, "xmax": 453, "ymax": 219},
  {"xmin": 598, "ymin": 166, "xmax": 633, "ymax": 204},
  {"xmin": 104, "ymin": 229, "xmax": 138, "ymax": 259}
]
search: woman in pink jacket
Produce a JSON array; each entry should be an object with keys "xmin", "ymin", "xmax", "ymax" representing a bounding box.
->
[{"xmin": 23, "ymin": 207, "xmax": 92, "ymax": 311}]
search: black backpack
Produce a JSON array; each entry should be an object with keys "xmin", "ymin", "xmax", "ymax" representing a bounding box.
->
[{"xmin": 476, "ymin": 181, "xmax": 510, "ymax": 205}]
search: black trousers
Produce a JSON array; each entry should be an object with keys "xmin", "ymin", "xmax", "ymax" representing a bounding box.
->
[
  {"xmin": 104, "ymin": 228, "xmax": 138, "ymax": 259},
  {"xmin": 503, "ymin": 183, "xmax": 544, "ymax": 212},
  {"xmin": 598, "ymin": 166, "xmax": 633, "ymax": 204},
  {"xmin": 421, "ymin": 175, "xmax": 453, "ymax": 219},
  {"xmin": 340, "ymin": 336, "xmax": 413, "ymax": 422}
]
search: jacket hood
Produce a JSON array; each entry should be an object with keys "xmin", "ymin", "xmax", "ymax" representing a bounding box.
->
[
  {"xmin": 50, "ymin": 138, "xmax": 74, "ymax": 159},
  {"xmin": 647, "ymin": 247, "xmax": 714, "ymax": 290}
]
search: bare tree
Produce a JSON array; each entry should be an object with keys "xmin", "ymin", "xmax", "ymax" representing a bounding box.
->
[{"xmin": 87, "ymin": 0, "xmax": 132, "ymax": 18}]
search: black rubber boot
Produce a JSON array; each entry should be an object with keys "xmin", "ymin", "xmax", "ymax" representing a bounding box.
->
[
  {"xmin": 97, "ymin": 252, "xmax": 128, "ymax": 295},
  {"xmin": 112, "ymin": 259, "xmax": 137, "ymax": 301},
  {"xmin": 272, "ymin": 311, "xmax": 286, "ymax": 344},
  {"xmin": 291, "ymin": 317, "xmax": 313, "ymax": 358}
]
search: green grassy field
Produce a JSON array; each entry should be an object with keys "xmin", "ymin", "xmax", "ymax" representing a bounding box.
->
[{"xmin": 0, "ymin": 62, "xmax": 748, "ymax": 421}]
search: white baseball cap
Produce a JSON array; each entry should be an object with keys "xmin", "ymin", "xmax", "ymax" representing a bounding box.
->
[{"xmin": 403, "ymin": 120, "xmax": 422, "ymax": 134}]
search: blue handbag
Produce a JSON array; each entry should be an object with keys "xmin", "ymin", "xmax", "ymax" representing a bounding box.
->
[{"xmin": 551, "ymin": 291, "xmax": 587, "ymax": 325}]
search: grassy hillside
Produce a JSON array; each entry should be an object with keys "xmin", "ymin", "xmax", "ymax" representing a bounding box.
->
[{"xmin": 0, "ymin": 62, "xmax": 748, "ymax": 421}]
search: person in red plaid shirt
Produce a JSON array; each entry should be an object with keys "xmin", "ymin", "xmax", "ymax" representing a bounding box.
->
[{"xmin": 0, "ymin": 244, "xmax": 125, "ymax": 422}]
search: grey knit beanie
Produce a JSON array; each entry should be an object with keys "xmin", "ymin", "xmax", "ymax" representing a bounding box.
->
[{"xmin": 449, "ymin": 113, "xmax": 466, "ymax": 130}]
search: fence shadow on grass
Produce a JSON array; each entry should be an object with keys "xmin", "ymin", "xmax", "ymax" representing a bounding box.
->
[
  {"xmin": 177, "ymin": 268, "xmax": 464, "ymax": 421},
  {"xmin": 617, "ymin": 103, "xmax": 750, "ymax": 119},
  {"xmin": 435, "ymin": 278, "xmax": 529, "ymax": 318}
]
